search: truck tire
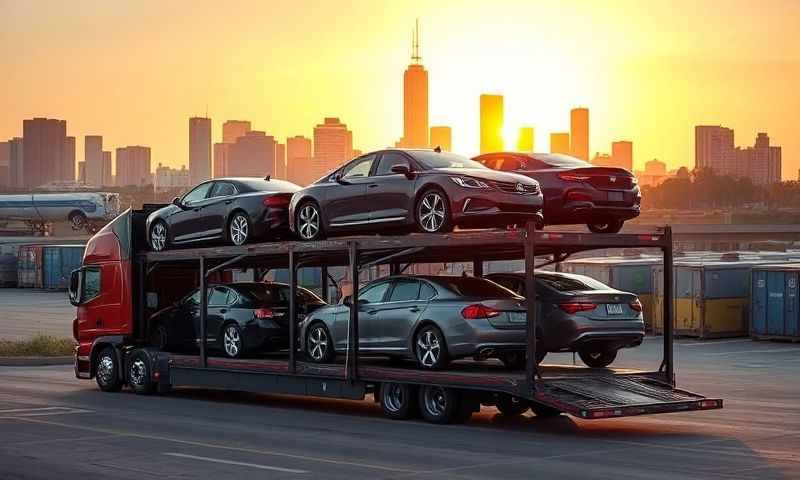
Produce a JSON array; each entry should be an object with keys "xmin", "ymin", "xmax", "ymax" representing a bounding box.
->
[
  {"xmin": 579, "ymin": 348, "xmax": 618, "ymax": 368},
  {"xmin": 95, "ymin": 346, "xmax": 122, "ymax": 392},
  {"xmin": 380, "ymin": 382, "xmax": 418, "ymax": 420},
  {"xmin": 496, "ymin": 394, "xmax": 530, "ymax": 416},
  {"xmin": 127, "ymin": 350, "xmax": 156, "ymax": 395},
  {"xmin": 418, "ymin": 385, "xmax": 463, "ymax": 424}
]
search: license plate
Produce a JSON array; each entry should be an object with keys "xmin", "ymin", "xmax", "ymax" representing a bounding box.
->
[
  {"xmin": 608, "ymin": 192, "xmax": 624, "ymax": 201},
  {"xmin": 606, "ymin": 304, "xmax": 624, "ymax": 315},
  {"xmin": 509, "ymin": 312, "xmax": 527, "ymax": 323}
]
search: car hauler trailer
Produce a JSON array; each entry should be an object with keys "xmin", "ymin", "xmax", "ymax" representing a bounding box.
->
[{"xmin": 71, "ymin": 207, "xmax": 722, "ymax": 423}]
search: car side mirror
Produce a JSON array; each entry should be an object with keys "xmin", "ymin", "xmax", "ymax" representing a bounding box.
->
[
  {"xmin": 334, "ymin": 174, "xmax": 350, "ymax": 185},
  {"xmin": 390, "ymin": 164, "xmax": 413, "ymax": 178},
  {"xmin": 172, "ymin": 196, "xmax": 187, "ymax": 209},
  {"xmin": 68, "ymin": 269, "xmax": 81, "ymax": 306}
]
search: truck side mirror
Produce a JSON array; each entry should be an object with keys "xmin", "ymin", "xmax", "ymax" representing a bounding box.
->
[{"xmin": 68, "ymin": 269, "xmax": 81, "ymax": 306}]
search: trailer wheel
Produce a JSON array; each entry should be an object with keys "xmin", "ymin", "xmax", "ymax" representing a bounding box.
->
[
  {"xmin": 380, "ymin": 382, "xmax": 418, "ymax": 420},
  {"xmin": 579, "ymin": 348, "xmax": 618, "ymax": 368},
  {"xmin": 127, "ymin": 350, "xmax": 155, "ymax": 395},
  {"xmin": 496, "ymin": 394, "xmax": 530, "ymax": 416},
  {"xmin": 529, "ymin": 401, "xmax": 562, "ymax": 418},
  {"xmin": 95, "ymin": 346, "xmax": 122, "ymax": 392},
  {"xmin": 418, "ymin": 385, "xmax": 463, "ymax": 424}
]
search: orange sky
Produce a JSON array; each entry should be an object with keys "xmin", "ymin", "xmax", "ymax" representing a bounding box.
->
[{"xmin": 1, "ymin": 0, "xmax": 798, "ymax": 178}]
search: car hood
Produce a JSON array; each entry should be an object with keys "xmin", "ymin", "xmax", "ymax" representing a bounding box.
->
[{"xmin": 433, "ymin": 168, "xmax": 539, "ymax": 185}]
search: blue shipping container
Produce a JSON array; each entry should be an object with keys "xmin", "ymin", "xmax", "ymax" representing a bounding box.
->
[
  {"xmin": 42, "ymin": 245, "xmax": 86, "ymax": 290},
  {"xmin": 751, "ymin": 264, "xmax": 800, "ymax": 340}
]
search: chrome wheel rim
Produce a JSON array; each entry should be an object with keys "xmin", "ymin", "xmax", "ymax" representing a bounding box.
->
[
  {"xmin": 230, "ymin": 215, "xmax": 249, "ymax": 245},
  {"xmin": 97, "ymin": 354, "xmax": 114, "ymax": 385},
  {"xmin": 298, "ymin": 205, "xmax": 320, "ymax": 240},
  {"xmin": 151, "ymin": 222, "xmax": 167, "ymax": 251},
  {"xmin": 129, "ymin": 358, "xmax": 146, "ymax": 386},
  {"xmin": 416, "ymin": 329, "xmax": 441, "ymax": 367},
  {"xmin": 419, "ymin": 192, "xmax": 445, "ymax": 232},
  {"xmin": 383, "ymin": 384, "xmax": 405, "ymax": 413},
  {"xmin": 308, "ymin": 326, "xmax": 328, "ymax": 361},
  {"xmin": 223, "ymin": 326, "xmax": 241, "ymax": 357},
  {"xmin": 423, "ymin": 386, "xmax": 447, "ymax": 417}
]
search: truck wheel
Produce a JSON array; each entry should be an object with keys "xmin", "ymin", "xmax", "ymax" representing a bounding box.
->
[
  {"xmin": 418, "ymin": 385, "xmax": 462, "ymax": 424},
  {"xmin": 95, "ymin": 347, "xmax": 122, "ymax": 392},
  {"xmin": 127, "ymin": 350, "xmax": 155, "ymax": 395},
  {"xmin": 222, "ymin": 323, "xmax": 244, "ymax": 358},
  {"xmin": 579, "ymin": 348, "xmax": 618, "ymax": 368},
  {"xmin": 530, "ymin": 401, "xmax": 562, "ymax": 418},
  {"xmin": 496, "ymin": 394, "xmax": 530, "ymax": 416},
  {"xmin": 380, "ymin": 382, "xmax": 418, "ymax": 420},
  {"xmin": 587, "ymin": 220, "xmax": 624, "ymax": 234},
  {"xmin": 306, "ymin": 323, "xmax": 335, "ymax": 363},
  {"xmin": 414, "ymin": 325, "xmax": 449, "ymax": 370}
]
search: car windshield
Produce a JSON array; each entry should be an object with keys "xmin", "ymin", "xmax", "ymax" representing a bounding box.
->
[
  {"xmin": 412, "ymin": 151, "xmax": 488, "ymax": 170},
  {"xmin": 234, "ymin": 283, "xmax": 324, "ymax": 305},
  {"xmin": 536, "ymin": 273, "xmax": 609, "ymax": 292},
  {"xmin": 237, "ymin": 179, "xmax": 300, "ymax": 193},
  {"xmin": 531, "ymin": 154, "xmax": 591, "ymax": 168},
  {"xmin": 437, "ymin": 276, "xmax": 519, "ymax": 298}
]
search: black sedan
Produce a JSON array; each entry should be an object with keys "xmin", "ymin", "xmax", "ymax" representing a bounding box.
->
[
  {"xmin": 146, "ymin": 177, "xmax": 301, "ymax": 251},
  {"xmin": 288, "ymin": 149, "xmax": 544, "ymax": 240},
  {"xmin": 473, "ymin": 152, "xmax": 641, "ymax": 233},
  {"xmin": 149, "ymin": 282, "xmax": 327, "ymax": 358}
]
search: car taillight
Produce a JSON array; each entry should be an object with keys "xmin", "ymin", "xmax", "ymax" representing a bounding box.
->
[
  {"xmin": 558, "ymin": 172, "xmax": 591, "ymax": 182},
  {"xmin": 629, "ymin": 299, "xmax": 643, "ymax": 312},
  {"xmin": 558, "ymin": 302, "xmax": 597, "ymax": 314},
  {"xmin": 566, "ymin": 190, "xmax": 592, "ymax": 202},
  {"xmin": 254, "ymin": 308, "xmax": 275, "ymax": 319},
  {"xmin": 461, "ymin": 304, "xmax": 501, "ymax": 319},
  {"xmin": 263, "ymin": 195, "xmax": 290, "ymax": 207}
]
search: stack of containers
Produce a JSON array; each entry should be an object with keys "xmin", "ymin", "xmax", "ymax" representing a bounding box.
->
[
  {"xmin": 16, "ymin": 244, "xmax": 86, "ymax": 290},
  {"xmin": 751, "ymin": 263, "xmax": 800, "ymax": 341}
]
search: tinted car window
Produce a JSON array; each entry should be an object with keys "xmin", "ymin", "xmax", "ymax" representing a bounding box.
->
[
  {"xmin": 491, "ymin": 276, "xmax": 524, "ymax": 295},
  {"xmin": 420, "ymin": 282, "xmax": 437, "ymax": 300},
  {"xmin": 210, "ymin": 182, "xmax": 236, "ymax": 197},
  {"xmin": 234, "ymin": 284, "xmax": 324, "ymax": 306},
  {"xmin": 389, "ymin": 280, "xmax": 420, "ymax": 302},
  {"xmin": 342, "ymin": 155, "xmax": 376, "ymax": 179},
  {"xmin": 375, "ymin": 153, "xmax": 411, "ymax": 176},
  {"xmin": 412, "ymin": 151, "xmax": 487, "ymax": 170},
  {"xmin": 492, "ymin": 156, "xmax": 526, "ymax": 172},
  {"xmin": 537, "ymin": 273, "xmax": 608, "ymax": 292},
  {"xmin": 359, "ymin": 282, "xmax": 390, "ymax": 303},
  {"xmin": 237, "ymin": 179, "xmax": 301, "ymax": 193},
  {"xmin": 182, "ymin": 182, "xmax": 213, "ymax": 205},
  {"xmin": 186, "ymin": 289, "xmax": 201, "ymax": 305},
  {"xmin": 438, "ymin": 277, "xmax": 519, "ymax": 298},
  {"xmin": 209, "ymin": 287, "xmax": 229, "ymax": 306}
]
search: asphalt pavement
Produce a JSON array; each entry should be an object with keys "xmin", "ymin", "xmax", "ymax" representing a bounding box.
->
[
  {"xmin": 0, "ymin": 289, "xmax": 73, "ymax": 341},
  {"xmin": 0, "ymin": 338, "xmax": 798, "ymax": 479}
]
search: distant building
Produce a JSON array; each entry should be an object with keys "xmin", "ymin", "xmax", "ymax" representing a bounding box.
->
[
  {"xmin": 517, "ymin": 127, "xmax": 534, "ymax": 153},
  {"xmin": 213, "ymin": 142, "xmax": 230, "ymax": 178},
  {"xmin": 228, "ymin": 131, "xmax": 276, "ymax": 178},
  {"xmin": 22, "ymin": 118, "xmax": 74, "ymax": 188},
  {"xmin": 402, "ymin": 20, "xmax": 428, "ymax": 148},
  {"xmin": 102, "ymin": 151, "xmax": 113, "ymax": 186},
  {"xmin": 611, "ymin": 140, "xmax": 633, "ymax": 171},
  {"xmin": 591, "ymin": 152, "xmax": 614, "ymax": 167},
  {"xmin": 313, "ymin": 117, "xmax": 353, "ymax": 179},
  {"xmin": 222, "ymin": 120, "xmax": 251, "ymax": 144},
  {"xmin": 480, "ymin": 94, "xmax": 503, "ymax": 154},
  {"xmin": 569, "ymin": 108, "xmax": 589, "ymax": 160},
  {"xmin": 287, "ymin": 135, "xmax": 313, "ymax": 186},
  {"xmin": 550, "ymin": 132, "xmax": 569, "ymax": 154},
  {"xmin": 8, "ymin": 137, "xmax": 23, "ymax": 188},
  {"xmin": 189, "ymin": 117, "xmax": 212, "ymax": 185},
  {"xmin": 695, "ymin": 125, "xmax": 735, "ymax": 173},
  {"xmin": 0, "ymin": 141, "xmax": 9, "ymax": 187},
  {"xmin": 636, "ymin": 159, "xmax": 671, "ymax": 187},
  {"xmin": 154, "ymin": 163, "xmax": 190, "ymax": 191},
  {"xmin": 84, "ymin": 135, "xmax": 104, "ymax": 186},
  {"xmin": 77, "ymin": 161, "xmax": 85, "ymax": 184},
  {"xmin": 275, "ymin": 142, "xmax": 286, "ymax": 179},
  {"xmin": 697, "ymin": 126, "xmax": 782, "ymax": 185},
  {"xmin": 429, "ymin": 126, "xmax": 452, "ymax": 152},
  {"xmin": 116, "ymin": 146, "xmax": 152, "ymax": 186}
]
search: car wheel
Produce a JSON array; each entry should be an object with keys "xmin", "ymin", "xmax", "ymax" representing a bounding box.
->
[
  {"xmin": 418, "ymin": 386, "xmax": 464, "ymax": 424},
  {"xmin": 95, "ymin": 346, "xmax": 122, "ymax": 392},
  {"xmin": 127, "ymin": 349, "xmax": 155, "ymax": 395},
  {"xmin": 306, "ymin": 323, "xmax": 335, "ymax": 363},
  {"xmin": 296, "ymin": 202, "xmax": 324, "ymax": 241},
  {"xmin": 579, "ymin": 348, "xmax": 618, "ymax": 368},
  {"xmin": 414, "ymin": 325, "xmax": 449, "ymax": 370},
  {"xmin": 221, "ymin": 323, "xmax": 244, "ymax": 358},
  {"xmin": 496, "ymin": 394, "xmax": 530, "ymax": 416},
  {"xmin": 150, "ymin": 220, "xmax": 169, "ymax": 252},
  {"xmin": 587, "ymin": 220, "xmax": 624, "ymax": 234},
  {"xmin": 149, "ymin": 323, "xmax": 170, "ymax": 351},
  {"xmin": 228, "ymin": 212, "xmax": 251, "ymax": 246},
  {"xmin": 380, "ymin": 382, "xmax": 418, "ymax": 420},
  {"xmin": 415, "ymin": 189, "xmax": 453, "ymax": 234}
]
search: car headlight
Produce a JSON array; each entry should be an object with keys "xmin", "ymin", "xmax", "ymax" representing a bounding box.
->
[{"xmin": 450, "ymin": 176, "xmax": 489, "ymax": 189}]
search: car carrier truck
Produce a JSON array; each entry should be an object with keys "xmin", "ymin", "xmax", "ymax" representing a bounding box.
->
[{"xmin": 69, "ymin": 206, "xmax": 722, "ymax": 424}]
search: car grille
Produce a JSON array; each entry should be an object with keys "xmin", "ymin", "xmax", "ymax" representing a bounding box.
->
[{"xmin": 491, "ymin": 180, "xmax": 540, "ymax": 195}]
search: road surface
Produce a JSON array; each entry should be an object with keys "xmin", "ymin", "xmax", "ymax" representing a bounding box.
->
[{"xmin": 0, "ymin": 289, "xmax": 73, "ymax": 340}]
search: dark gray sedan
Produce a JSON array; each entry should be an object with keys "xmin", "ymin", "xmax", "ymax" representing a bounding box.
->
[
  {"xmin": 299, "ymin": 275, "xmax": 529, "ymax": 370},
  {"xmin": 485, "ymin": 271, "xmax": 644, "ymax": 367}
]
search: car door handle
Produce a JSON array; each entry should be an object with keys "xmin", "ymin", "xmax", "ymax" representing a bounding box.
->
[
  {"xmin": 224, "ymin": 200, "xmax": 233, "ymax": 205},
  {"xmin": 409, "ymin": 307, "xmax": 420, "ymax": 313},
  {"xmin": 368, "ymin": 184, "xmax": 379, "ymax": 188},
  {"xmin": 367, "ymin": 310, "xmax": 378, "ymax": 315},
  {"xmin": 193, "ymin": 207, "xmax": 201, "ymax": 212},
  {"xmin": 220, "ymin": 309, "xmax": 227, "ymax": 314}
]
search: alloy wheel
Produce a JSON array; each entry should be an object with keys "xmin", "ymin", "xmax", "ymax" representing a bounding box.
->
[
  {"xmin": 416, "ymin": 329, "xmax": 441, "ymax": 368},
  {"xmin": 383, "ymin": 383, "xmax": 405, "ymax": 413},
  {"xmin": 129, "ymin": 358, "xmax": 147, "ymax": 386},
  {"xmin": 308, "ymin": 325, "xmax": 329, "ymax": 361},
  {"xmin": 418, "ymin": 192, "xmax": 446, "ymax": 233},
  {"xmin": 150, "ymin": 222, "xmax": 167, "ymax": 251},
  {"xmin": 223, "ymin": 325, "xmax": 242, "ymax": 357},
  {"xmin": 97, "ymin": 354, "xmax": 115, "ymax": 386},
  {"xmin": 298, "ymin": 204, "xmax": 320, "ymax": 240},
  {"xmin": 423, "ymin": 386, "xmax": 447, "ymax": 417},
  {"xmin": 230, "ymin": 215, "xmax": 249, "ymax": 246}
]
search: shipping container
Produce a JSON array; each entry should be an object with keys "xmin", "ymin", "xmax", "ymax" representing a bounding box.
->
[
  {"xmin": 0, "ymin": 253, "xmax": 18, "ymax": 287},
  {"xmin": 16, "ymin": 245, "xmax": 43, "ymax": 288},
  {"xmin": 751, "ymin": 264, "xmax": 800, "ymax": 341},
  {"xmin": 42, "ymin": 245, "xmax": 86, "ymax": 290}
]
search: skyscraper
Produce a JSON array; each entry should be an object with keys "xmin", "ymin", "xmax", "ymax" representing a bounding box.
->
[
  {"xmin": 611, "ymin": 141, "xmax": 633, "ymax": 171},
  {"xmin": 429, "ymin": 126, "xmax": 452, "ymax": 152},
  {"xmin": 227, "ymin": 131, "xmax": 276, "ymax": 177},
  {"xmin": 550, "ymin": 132, "xmax": 570, "ymax": 154},
  {"xmin": 570, "ymin": 107, "xmax": 589, "ymax": 160},
  {"xmin": 517, "ymin": 127, "xmax": 534, "ymax": 153},
  {"xmin": 479, "ymin": 94, "xmax": 503, "ymax": 154},
  {"xmin": 116, "ymin": 146, "xmax": 151, "ymax": 186},
  {"xmin": 695, "ymin": 125, "xmax": 734, "ymax": 173},
  {"xmin": 222, "ymin": 120, "xmax": 251, "ymax": 144},
  {"xmin": 102, "ymin": 151, "xmax": 113, "ymax": 186},
  {"xmin": 402, "ymin": 20, "xmax": 428, "ymax": 148},
  {"xmin": 8, "ymin": 138, "xmax": 23, "ymax": 188},
  {"xmin": 84, "ymin": 135, "xmax": 103, "ymax": 186},
  {"xmin": 189, "ymin": 117, "xmax": 212, "ymax": 184},
  {"xmin": 0, "ymin": 141, "xmax": 9, "ymax": 187},
  {"xmin": 22, "ymin": 118, "xmax": 74, "ymax": 188},
  {"xmin": 287, "ymin": 135, "xmax": 313, "ymax": 186},
  {"xmin": 275, "ymin": 142, "xmax": 286, "ymax": 179},
  {"xmin": 213, "ymin": 142, "xmax": 229, "ymax": 178},
  {"xmin": 313, "ymin": 117, "xmax": 353, "ymax": 179}
]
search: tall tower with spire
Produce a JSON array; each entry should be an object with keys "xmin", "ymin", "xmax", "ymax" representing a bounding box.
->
[{"xmin": 402, "ymin": 19, "xmax": 429, "ymax": 148}]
